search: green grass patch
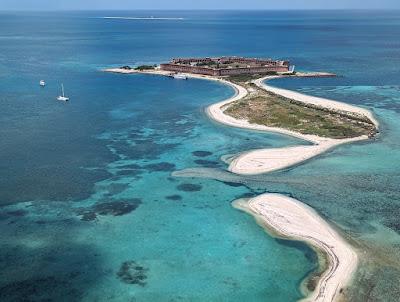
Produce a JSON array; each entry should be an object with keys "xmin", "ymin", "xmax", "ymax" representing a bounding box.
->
[
  {"xmin": 135, "ymin": 65, "xmax": 156, "ymax": 71},
  {"xmin": 224, "ymin": 92, "xmax": 375, "ymax": 139}
]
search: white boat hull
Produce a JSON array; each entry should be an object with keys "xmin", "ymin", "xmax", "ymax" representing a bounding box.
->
[
  {"xmin": 57, "ymin": 96, "xmax": 69, "ymax": 101},
  {"xmin": 57, "ymin": 83, "xmax": 69, "ymax": 101},
  {"xmin": 173, "ymin": 74, "xmax": 188, "ymax": 80}
]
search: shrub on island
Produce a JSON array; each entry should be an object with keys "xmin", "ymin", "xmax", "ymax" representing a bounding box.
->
[{"xmin": 135, "ymin": 65, "xmax": 156, "ymax": 71}]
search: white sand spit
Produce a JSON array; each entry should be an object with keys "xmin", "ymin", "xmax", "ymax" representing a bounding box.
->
[{"xmin": 234, "ymin": 193, "xmax": 358, "ymax": 302}]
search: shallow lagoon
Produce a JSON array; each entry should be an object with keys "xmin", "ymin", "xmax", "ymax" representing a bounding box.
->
[
  {"xmin": 1, "ymin": 10, "xmax": 400, "ymax": 301},
  {"xmin": 0, "ymin": 71, "xmax": 315, "ymax": 301}
]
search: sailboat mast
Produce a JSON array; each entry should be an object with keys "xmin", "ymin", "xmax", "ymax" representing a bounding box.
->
[{"xmin": 61, "ymin": 84, "xmax": 64, "ymax": 97}]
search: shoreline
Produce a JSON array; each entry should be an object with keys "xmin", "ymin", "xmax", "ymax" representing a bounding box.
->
[
  {"xmin": 233, "ymin": 194, "xmax": 358, "ymax": 302},
  {"xmin": 205, "ymin": 74, "xmax": 378, "ymax": 175},
  {"xmin": 103, "ymin": 67, "xmax": 376, "ymax": 302},
  {"xmin": 104, "ymin": 68, "xmax": 377, "ymax": 176}
]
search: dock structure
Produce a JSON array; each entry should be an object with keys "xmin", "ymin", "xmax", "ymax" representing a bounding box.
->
[{"xmin": 160, "ymin": 56, "xmax": 290, "ymax": 76}]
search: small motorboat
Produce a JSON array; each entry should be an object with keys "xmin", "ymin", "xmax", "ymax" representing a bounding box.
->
[
  {"xmin": 57, "ymin": 83, "xmax": 69, "ymax": 101},
  {"xmin": 173, "ymin": 73, "xmax": 188, "ymax": 80},
  {"xmin": 40, "ymin": 80, "xmax": 46, "ymax": 87}
]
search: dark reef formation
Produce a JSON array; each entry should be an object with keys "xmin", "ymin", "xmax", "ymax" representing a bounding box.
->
[
  {"xmin": 176, "ymin": 183, "xmax": 202, "ymax": 192},
  {"xmin": 77, "ymin": 198, "xmax": 142, "ymax": 221},
  {"xmin": 0, "ymin": 275, "xmax": 77, "ymax": 301},
  {"xmin": 194, "ymin": 159, "xmax": 220, "ymax": 168},
  {"xmin": 144, "ymin": 162, "xmax": 176, "ymax": 172},
  {"xmin": 192, "ymin": 150, "xmax": 213, "ymax": 157},
  {"xmin": 165, "ymin": 194, "xmax": 183, "ymax": 201},
  {"xmin": 117, "ymin": 261, "xmax": 148, "ymax": 286}
]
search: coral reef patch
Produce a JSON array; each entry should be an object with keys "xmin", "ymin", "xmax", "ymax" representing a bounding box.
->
[
  {"xmin": 176, "ymin": 183, "xmax": 202, "ymax": 192},
  {"xmin": 117, "ymin": 261, "xmax": 148, "ymax": 286},
  {"xmin": 192, "ymin": 151, "xmax": 213, "ymax": 157},
  {"xmin": 77, "ymin": 198, "xmax": 142, "ymax": 221},
  {"xmin": 165, "ymin": 194, "xmax": 183, "ymax": 201}
]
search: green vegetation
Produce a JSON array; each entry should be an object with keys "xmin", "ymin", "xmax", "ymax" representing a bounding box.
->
[
  {"xmin": 196, "ymin": 61, "xmax": 217, "ymax": 67},
  {"xmin": 224, "ymin": 87, "xmax": 375, "ymax": 139},
  {"xmin": 227, "ymin": 72, "xmax": 278, "ymax": 83},
  {"xmin": 135, "ymin": 65, "xmax": 156, "ymax": 71}
]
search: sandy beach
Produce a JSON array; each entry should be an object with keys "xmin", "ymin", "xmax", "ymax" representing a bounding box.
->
[
  {"xmin": 234, "ymin": 193, "xmax": 358, "ymax": 302},
  {"xmin": 227, "ymin": 136, "xmax": 366, "ymax": 175}
]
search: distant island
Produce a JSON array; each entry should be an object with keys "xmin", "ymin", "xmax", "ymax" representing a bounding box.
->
[
  {"xmin": 101, "ymin": 16, "xmax": 184, "ymax": 20},
  {"xmin": 105, "ymin": 56, "xmax": 377, "ymax": 144},
  {"xmin": 103, "ymin": 56, "xmax": 379, "ymax": 302}
]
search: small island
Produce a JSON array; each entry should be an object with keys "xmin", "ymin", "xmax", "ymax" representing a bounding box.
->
[
  {"xmin": 104, "ymin": 56, "xmax": 379, "ymax": 302},
  {"xmin": 159, "ymin": 56, "xmax": 291, "ymax": 75},
  {"xmin": 224, "ymin": 74, "xmax": 376, "ymax": 139}
]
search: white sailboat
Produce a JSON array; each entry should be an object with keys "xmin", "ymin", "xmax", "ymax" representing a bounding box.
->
[
  {"xmin": 39, "ymin": 80, "xmax": 46, "ymax": 87},
  {"xmin": 57, "ymin": 84, "xmax": 69, "ymax": 101}
]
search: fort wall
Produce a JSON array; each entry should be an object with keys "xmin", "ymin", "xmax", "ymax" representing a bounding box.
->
[{"xmin": 161, "ymin": 57, "xmax": 290, "ymax": 76}]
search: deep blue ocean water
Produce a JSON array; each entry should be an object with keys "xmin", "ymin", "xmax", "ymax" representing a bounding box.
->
[{"xmin": 0, "ymin": 10, "xmax": 399, "ymax": 301}]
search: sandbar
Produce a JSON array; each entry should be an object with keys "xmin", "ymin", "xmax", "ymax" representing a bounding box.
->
[{"xmin": 234, "ymin": 193, "xmax": 358, "ymax": 302}]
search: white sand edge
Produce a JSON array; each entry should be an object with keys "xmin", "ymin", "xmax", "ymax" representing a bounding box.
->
[{"xmin": 233, "ymin": 193, "xmax": 358, "ymax": 302}]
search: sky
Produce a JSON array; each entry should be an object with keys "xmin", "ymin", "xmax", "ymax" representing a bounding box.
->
[{"xmin": 0, "ymin": 0, "xmax": 399, "ymax": 11}]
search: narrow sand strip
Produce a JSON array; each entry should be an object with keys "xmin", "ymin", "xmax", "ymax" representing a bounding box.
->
[
  {"xmin": 234, "ymin": 193, "xmax": 358, "ymax": 302},
  {"xmin": 228, "ymin": 139, "xmax": 358, "ymax": 175},
  {"xmin": 101, "ymin": 17, "xmax": 184, "ymax": 20}
]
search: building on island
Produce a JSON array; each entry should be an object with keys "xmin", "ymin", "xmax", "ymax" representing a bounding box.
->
[{"xmin": 160, "ymin": 56, "xmax": 290, "ymax": 76}]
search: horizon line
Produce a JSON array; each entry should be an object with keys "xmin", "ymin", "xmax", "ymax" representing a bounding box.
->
[{"xmin": 1, "ymin": 8, "xmax": 400, "ymax": 12}]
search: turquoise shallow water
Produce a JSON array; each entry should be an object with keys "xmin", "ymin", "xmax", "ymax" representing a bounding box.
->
[
  {"xmin": 0, "ymin": 71, "xmax": 313, "ymax": 301},
  {"xmin": 1, "ymin": 10, "xmax": 400, "ymax": 301}
]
